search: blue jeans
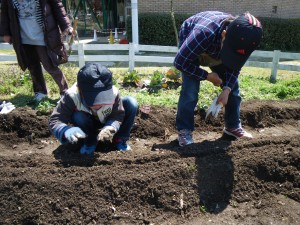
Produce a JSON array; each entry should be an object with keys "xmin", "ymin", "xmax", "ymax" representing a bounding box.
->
[
  {"xmin": 176, "ymin": 72, "xmax": 241, "ymax": 131},
  {"xmin": 72, "ymin": 96, "xmax": 138, "ymax": 146}
]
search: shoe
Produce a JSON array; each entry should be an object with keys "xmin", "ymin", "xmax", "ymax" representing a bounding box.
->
[
  {"xmin": 33, "ymin": 92, "xmax": 48, "ymax": 102},
  {"xmin": 114, "ymin": 138, "xmax": 131, "ymax": 151},
  {"xmin": 223, "ymin": 127, "xmax": 253, "ymax": 138},
  {"xmin": 178, "ymin": 129, "xmax": 193, "ymax": 147}
]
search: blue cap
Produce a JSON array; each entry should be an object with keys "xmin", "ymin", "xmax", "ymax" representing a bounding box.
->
[{"xmin": 77, "ymin": 63, "xmax": 114, "ymax": 107}]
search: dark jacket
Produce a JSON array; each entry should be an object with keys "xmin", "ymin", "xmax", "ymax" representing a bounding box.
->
[{"xmin": 0, "ymin": 0, "xmax": 71, "ymax": 70}]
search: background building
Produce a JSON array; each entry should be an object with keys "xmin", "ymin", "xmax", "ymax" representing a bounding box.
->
[{"xmin": 138, "ymin": 0, "xmax": 300, "ymax": 19}]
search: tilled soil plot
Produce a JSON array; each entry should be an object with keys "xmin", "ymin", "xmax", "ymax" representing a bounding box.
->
[{"xmin": 0, "ymin": 99, "xmax": 299, "ymax": 225}]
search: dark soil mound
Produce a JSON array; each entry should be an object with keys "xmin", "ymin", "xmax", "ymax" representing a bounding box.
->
[{"xmin": 0, "ymin": 99, "xmax": 299, "ymax": 225}]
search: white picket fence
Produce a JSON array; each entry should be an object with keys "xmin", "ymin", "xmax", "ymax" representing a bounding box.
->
[{"xmin": 0, "ymin": 42, "xmax": 300, "ymax": 81}]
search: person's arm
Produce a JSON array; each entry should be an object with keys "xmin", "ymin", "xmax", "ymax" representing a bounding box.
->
[
  {"xmin": 0, "ymin": 0, "xmax": 11, "ymax": 37},
  {"xmin": 217, "ymin": 69, "xmax": 240, "ymax": 106},
  {"xmin": 174, "ymin": 28, "xmax": 213, "ymax": 80},
  {"xmin": 48, "ymin": 0, "xmax": 72, "ymax": 33},
  {"xmin": 48, "ymin": 94, "xmax": 76, "ymax": 144},
  {"xmin": 224, "ymin": 69, "xmax": 240, "ymax": 91}
]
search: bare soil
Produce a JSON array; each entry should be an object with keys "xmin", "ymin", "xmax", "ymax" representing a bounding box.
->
[{"xmin": 0, "ymin": 99, "xmax": 299, "ymax": 225}]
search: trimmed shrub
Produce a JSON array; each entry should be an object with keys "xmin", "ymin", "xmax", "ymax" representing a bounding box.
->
[{"xmin": 126, "ymin": 13, "xmax": 300, "ymax": 52}]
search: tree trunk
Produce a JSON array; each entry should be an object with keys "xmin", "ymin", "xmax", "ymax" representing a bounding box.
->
[{"xmin": 170, "ymin": 0, "xmax": 178, "ymax": 46}]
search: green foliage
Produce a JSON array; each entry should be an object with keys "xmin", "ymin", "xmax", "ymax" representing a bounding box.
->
[
  {"xmin": 36, "ymin": 99, "xmax": 55, "ymax": 115},
  {"xmin": 259, "ymin": 17, "xmax": 300, "ymax": 51},
  {"xmin": 148, "ymin": 70, "xmax": 166, "ymax": 94},
  {"xmin": 19, "ymin": 73, "xmax": 31, "ymax": 86},
  {"xmin": 199, "ymin": 205, "xmax": 207, "ymax": 213},
  {"xmin": 127, "ymin": 13, "xmax": 190, "ymax": 46},
  {"xmin": 166, "ymin": 67, "xmax": 181, "ymax": 81},
  {"xmin": 150, "ymin": 70, "xmax": 165, "ymax": 86},
  {"xmin": 0, "ymin": 65, "xmax": 32, "ymax": 96},
  {"xmin": 0, "ymin": 64, "xmax": 300, "ymax": 109},
  {"xmin": 122, "ymin": 70, "xmax": 141, "ymax": 84},
  {"xmin": 127, "ymin": 13, "xmax": 300, "ymax": 51}
]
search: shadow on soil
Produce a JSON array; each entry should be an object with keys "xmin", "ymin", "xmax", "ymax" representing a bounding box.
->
[{"xmin": 0, "ymin": 99, "xmax": 299, "ymax": 224}]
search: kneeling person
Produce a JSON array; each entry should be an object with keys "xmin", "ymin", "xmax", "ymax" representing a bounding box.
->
[{"xmin": 49, "ymin": 63, "xmax": 138, "ymax": 154}]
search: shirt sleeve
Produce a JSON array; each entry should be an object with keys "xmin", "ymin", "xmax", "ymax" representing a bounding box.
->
[
  {"xmin": 224, "ymin": 69, "xmax": 240, "ymax": 90},
  {"xmin": 48, "ymin": 94, "xmax": 76, "ymax": 144},
  {"xmin": 174, "ymin": 28, "xmax": 214, "ymax": 80}
]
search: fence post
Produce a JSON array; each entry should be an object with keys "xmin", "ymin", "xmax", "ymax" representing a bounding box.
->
[
  {"xmin": 129, "ymin": 43, "xmax": 135, "ymax": 71},
  {"xmin": 270, "ymin": 50, "xmax": 280, "ymax": 82},
  {"xmin": 78, "ymin": 43, "xmax": 85, "ymax": 68}
]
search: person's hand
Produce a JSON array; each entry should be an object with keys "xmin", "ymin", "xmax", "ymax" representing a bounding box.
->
[
  {"xmin": 0, "ymin": 101, "xmax": 15, "ymax": 114},
  {"xmin": 207, "ymin": 72, "xmax": 222, "ymax": 86},
  {"xmin": 64, "ymin": 27, "xmax": 74, "ymax": 35},
  {"xmin": 97, "ymin": 126, "xmax": 116, "ymax": 142},
  {"xmin": 64, "ymin": 127, "xmax": 86, "ymax": 143},
  {"xmin": 217, "ymin": 88, "xmax": 231, "ymax": 106},
  {"xmin": 3, "ymin": 35, "xmax": 12, "ymax": 44},
  {"xmin": 205, "ymin": 97, "xmax": 223, "ymax": 120}
]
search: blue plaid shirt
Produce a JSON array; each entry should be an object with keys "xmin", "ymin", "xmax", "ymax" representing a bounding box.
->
[{"xmin": 174, "ymin": 11, "xmax": 240, "ymax": 90}]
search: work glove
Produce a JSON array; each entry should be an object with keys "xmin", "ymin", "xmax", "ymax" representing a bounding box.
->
[
  {"xmin": 0, "ymin": 101, "xmax": 16, "ymax": 114},
  {"xmin": 205, "ymin": 97, "xmax": 223, "ymax": 120},
  {"xmin": 64, "ymin": 127, "xmax": 87, "ymax": 143},
  {"xmin": 80, "ymin": 144, "xmax": 96, "ymax": 155},
  {"xmin": 97, "ymin": 126, "xmax": 116, "ymax": 142}
]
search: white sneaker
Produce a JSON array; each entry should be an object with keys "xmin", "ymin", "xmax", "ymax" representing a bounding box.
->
[{"xmin": 33, "ymin": 92, "xmax": 48, "ymax": 102}]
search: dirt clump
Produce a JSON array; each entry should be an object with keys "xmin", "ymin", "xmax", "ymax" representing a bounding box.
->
[{"xmin": 0, "ymin": 99, "xmax": 299, "ymax": 225}]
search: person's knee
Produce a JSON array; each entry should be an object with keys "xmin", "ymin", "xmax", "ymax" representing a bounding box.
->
[
  {"xmin": 44, "ymin": 65, "xmax": 61, "ymax": 76},
  {"xmin": 123, "ymin": 96, "xmax": 138, "ymax": 113},
  {"xmin": 72, "ymin": 111, "xmax": 91, "ymax": 128}
]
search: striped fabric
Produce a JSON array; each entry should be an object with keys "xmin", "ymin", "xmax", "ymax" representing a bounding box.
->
[
  {"xmin": 35, "ymin": 0, "xmax": 45, "ymax": 30},
  {"xmin": 12, "ymin": 0, "xmax": 44, "ymax": 30}
]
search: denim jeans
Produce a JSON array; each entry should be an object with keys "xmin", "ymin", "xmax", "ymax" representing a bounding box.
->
[
  {"xmin": 72, "ymin": 96, "xmax": 138, "ymax": 146},
  {"xmin": 176, "ymin": 71, "xmax": 241, "ymax": 131}
]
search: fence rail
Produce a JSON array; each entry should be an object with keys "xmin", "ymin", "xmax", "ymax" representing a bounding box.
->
[{"xmin": 1, "ymin": 42, "xmax": 300, "ymax": 81}]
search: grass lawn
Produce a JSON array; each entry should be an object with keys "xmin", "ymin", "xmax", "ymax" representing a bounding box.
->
[{"xmin": 0, "ymin": 61, "xmax": 299, "ymax": 111}]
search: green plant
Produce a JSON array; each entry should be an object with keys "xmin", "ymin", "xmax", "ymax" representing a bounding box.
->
[
  {"xmin": 166, "ymin": 67, "xmax": 181, "ymax": 82},
  {"xmin": 0, "ymin": 64, "xmax": 300, "ymax": 109},
  {"xmin": 150, "ymin": 70, "xmax": 165, "ymax": 86},
  {"xmin": 127, "ymin": 13, "xmax": 300, "ymax": 51},
  {"xmin": 148, "ymin": 70, "xmax": 166, "ymax": 94},
  {"xmin": 19, "ymin": 73, "xmax": 31, "ymax": 86},
  {"xmin": 199, "ymin": 205, "xmax": 207, "ymax": 213},
  {"xmin": 36, "ymin": 100, "xmax": 55, "ymax": 115},
  {"xmin": 122, "ymin": 70, "xmax": 141, "ymax": 85}
]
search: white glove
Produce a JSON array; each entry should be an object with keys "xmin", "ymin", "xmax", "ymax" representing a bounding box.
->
[
  {"xmin": 97, "ymin": 126, "xmax": 116, "ymax": 142},
  {"xmin": 205, "ymin": 97, "xmax": 223, "ymax": 120},
  {"xmin": 64, "ymin": 127, "xmax": 86, "ymax": 143},
  {"xmin": 0, "ymin": 101, "xmax": 16, "ymax": 114}
]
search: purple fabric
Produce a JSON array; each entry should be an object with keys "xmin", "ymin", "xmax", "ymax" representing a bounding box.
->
[{"xmin": 174, "ymin": 11, "xmax": 240, "ymax": 89}]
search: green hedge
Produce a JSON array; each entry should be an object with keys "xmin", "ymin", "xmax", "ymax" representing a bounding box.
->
[
  {"xmin": 258, "ymin": 17, "xmax": 300, "ymax": 51},
  {"xmin": 126, "ymin": 13, "xmax": 300, "ymax": 52}
]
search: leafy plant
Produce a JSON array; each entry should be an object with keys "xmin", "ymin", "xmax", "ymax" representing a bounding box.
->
[
  {"xmin": 166, "ymin": 67, "xmax": 181, "ymax": 82},
  {"xmin": 150, "ymin": 70, "xmax": 165, "ymax": 87},
  {"xmin": 122, "ymin": 70, "xmax": 141, "ymax": 85},
  {"xmin": 19, "ymin": 73, "xmax": 31, "ymax": 86},
  {"xmin": 36, "ymin": 100, "xmax": 55, "ymax": 115},
  {"xmin": 199, "ymin": 205, "xmax": 207, "ymax": 213}
]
